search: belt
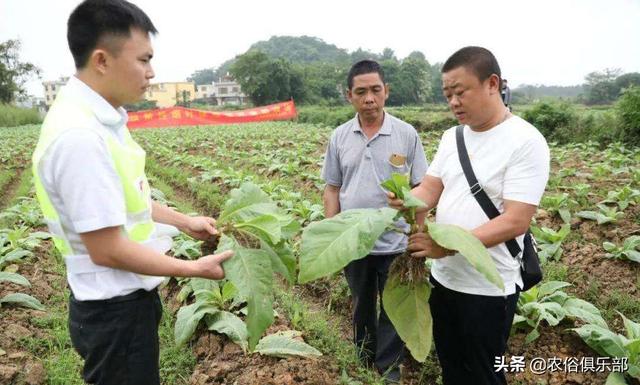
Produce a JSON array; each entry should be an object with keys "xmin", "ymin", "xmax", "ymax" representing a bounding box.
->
[{"xmin": 70, "ymin": 288, "xmax": 157, "ymax": 304}]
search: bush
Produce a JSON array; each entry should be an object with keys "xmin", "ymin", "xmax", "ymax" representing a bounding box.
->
[
  {"xmin": 296, "ymin": 106, "xmax": 354, "ymax": 127},
  {"xmin": 616, "ymin": 86, "xmax": 640, "ymax": 144},
  {"xmin": 521, "ymin": 100, "xmax": 576, "ymax": 139},
  {"xmin": 123, "ymin": 99, "xmax": 157, "ymax": 112},
  {"xmin": 297, "ymin": 105, "xmax": 455, "ymax": 131},
  {"xmin": 552, "ymin": 109, "xmax": 619, "ymax": 145},
  {"xmin": 0, "ymin": 104, "xmax": 42, "ymax": 127}
]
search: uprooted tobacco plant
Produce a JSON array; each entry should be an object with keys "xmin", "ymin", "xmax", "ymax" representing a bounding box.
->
[{"xmin": 298, "ymin": 172, "xmax": 503, "ymax": 362}]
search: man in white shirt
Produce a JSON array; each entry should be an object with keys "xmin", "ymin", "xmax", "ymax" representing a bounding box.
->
[
  {"xmin": 32, "ymin": 1, "xmax": 233, "ymax": 384},
  {"xmin": 389, "ymin": 46, "xmax": 550, "ymax": 385}
]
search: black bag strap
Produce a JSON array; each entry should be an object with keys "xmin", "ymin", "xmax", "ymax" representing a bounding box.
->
[{"xmin": 455, "ymin": 125, "xmax": 522, "ymax": 258}]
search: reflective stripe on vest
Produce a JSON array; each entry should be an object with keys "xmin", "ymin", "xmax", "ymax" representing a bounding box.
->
[{"xmin": 32, "ymin": 88, "xmax": 155, "ymax": 257}]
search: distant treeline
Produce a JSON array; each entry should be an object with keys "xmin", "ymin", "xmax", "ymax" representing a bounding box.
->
[{"xmin": 188, "ymin": 36, "xmax": 640, "ymax": 107}]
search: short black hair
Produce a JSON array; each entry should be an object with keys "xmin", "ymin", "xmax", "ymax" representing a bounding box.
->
[
  {"xmin": 67, "ymin": 0, "xmax": 158, "ymax": 69},
  {"xmin": 347, "ymin": 60, "xmax": 385, "ymax": 89},
  {"xmin": 442, "ymin": 46, "xmax": 501, "ymax": 83}
]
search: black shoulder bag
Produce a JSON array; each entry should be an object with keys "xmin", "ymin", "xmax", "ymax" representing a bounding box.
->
[{"xmin": 455, "ymin": 125, "xmax": 542, "ymax": 291}]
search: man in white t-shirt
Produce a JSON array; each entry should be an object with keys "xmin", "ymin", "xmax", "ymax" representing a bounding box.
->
[
  {"xmin": 389, "ymin": 46, "xmax": 550, "ymax": 385},
  {"xmin": 33, "ymin": 1, "xmax": 233, "ymax": 384}
]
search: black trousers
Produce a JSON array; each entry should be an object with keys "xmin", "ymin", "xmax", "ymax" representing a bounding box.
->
[
  {"xmin": 344, "ymin": 253, "xmax": 405, "ymax": 373},
  {"xmin": 429, "ymin": 276, "xmax": 519, "ymax": 385},
  {"xmin": 69, "ymin": 288, "xmax": 163, "ymax": 385}
]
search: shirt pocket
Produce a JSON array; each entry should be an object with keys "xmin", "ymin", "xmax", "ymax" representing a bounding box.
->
[{"xmin": 386, "ymin": 151, "xmax": 410, "ymax": 174}]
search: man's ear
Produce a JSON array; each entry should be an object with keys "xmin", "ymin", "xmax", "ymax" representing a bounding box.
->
[
  {"xmin": 87, "ymin": 49, "xmax": 110, "ymax": 75},
  {"xmin": 384, "ymin": 83, "xmax": 390, "ymax": 101},
  {"xmin": 346, "ymin": 88, "xmax": 353, "ymax": 103},
  {"xmin": 487, "ymin": 74, "xmax": 501, "ymax": 94}
]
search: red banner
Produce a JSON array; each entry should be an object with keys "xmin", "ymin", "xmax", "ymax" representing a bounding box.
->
[{"xmin": 127, "ymin": 100, "xmax": 297, "ymax": 129}]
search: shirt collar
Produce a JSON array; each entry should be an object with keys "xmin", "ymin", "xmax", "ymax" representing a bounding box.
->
[
  {"xmin": 64, "ymin": 76, "xmax": 128, "ymax": 128},
  {"xmin": 352, "ymin": 111, "xmax": 392, "ymax": 136}
]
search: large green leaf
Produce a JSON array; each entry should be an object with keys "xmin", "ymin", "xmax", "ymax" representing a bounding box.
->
[
  {"xmin": 605, "ymin": 372, "xmax": 628, "ymax": 385},
  {"xmin": 298, "ymin": 208, "xmax": 398, "ymax": 283},
  {"xmin": 0, "ymin": 293, "xmax": 45, "ymax": 311},
  {"xmin": 625, "ymin": 250, "xmax": 640, "ymax": 263},
  {"xmin": 235, "ymin": 214, "xmax": 282, "ymax": 244},
  {"xmin": 0, "ymin": 272, "xmax": 30, "ymax": 287},
  {"xmin": 260, "ymin": 239, "xmax": 296, "ymax": 284},
  {"xmin": 572, "ymin": 324, "xmax": 628, "ymax": 358},
  {"xmin": 174, "ymin": 302, "xmax": 219, "ymax": 346},
  {"xmin": 380, "ymin": 173, "xmax": 409, "ymax": 198},
  {"xmin": 382, "ymin": 274, "xmax": 432, "ymax": 362},
  {"xmin": 427, "ymin": 222, "xmax": 504, "ymax": 291},
  {"xmin": 537, "ymin": 281, "xmax": 572, "ymax": 298},
  {"xmin": 563, "ymin": 298, "xmax": 607, "ymax": 328},
  {"xmin": 400, "ymin": 186, "xmax": 426, "ymax": 208},
  {"xmin": 629, "ymin": 363, "xmax": 640, "ymax": 381},
  {"xmin": 205, "ymin": 310, "xmax": 249, "ymax": 352},
  {"xmin": 217, "ymin": 235, "xmax": 274, "ymax": 350},
  {"xmin": 1, "ymin": 249, "xmax": 33, "ymax": 263},
  {"xmin": 380, "ymin": 173, "xmax": 425, "ymax": 208},
  {"xmin": 619, "ymin": 311, "xmax": 640, "ymax": 340},
  {"xmin": 218, "ymin": 182, "xmax": 281, "ymax": 223},
  {"xmin": 254, "ymin": 330, "xmax": 322, "ymax": 358}
]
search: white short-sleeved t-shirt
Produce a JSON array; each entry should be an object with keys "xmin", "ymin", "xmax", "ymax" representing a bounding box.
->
[
  {"xmin": 427, "ymin": 116, "xmax": 550, "ymax": 296},
  {"xmin": 37, "ymin": 76, "xmax": 166, "ymax": 300}
]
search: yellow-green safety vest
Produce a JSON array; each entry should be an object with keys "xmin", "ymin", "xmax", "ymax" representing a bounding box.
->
[{"xmin": 32, "ymin": 90, "xmax": 156, "ymax": 258}]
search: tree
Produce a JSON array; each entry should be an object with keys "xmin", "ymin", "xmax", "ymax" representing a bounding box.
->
[
  {"xmin": 230, "ymin": 51, "xmax": 306, "ymax": 105},
  {"xmin": 249, "ymin": 36, "xmax": 349, "ymax": 64},
  {"xmin": 0, "ymin": 39, "xmax": 41, "ymax": 104},
  {"xmin": 381, "ymin": 48, "xmax": 397, "ymax": 61},
  {"xmin": 617, "ymin": 86, "xmax": 640, "ymax": 144},
  {"xmin": 615, "ymin": 72, "xmax": 640, "ymax": 92},
  {"xmin": 383, "ymin": 54, "xmax": 432, "ymax": 106},
  {"xmin": 398, "ymin": 56, "xmax": 432, "ymax": 104},
  {"xmin": 300, "ymin": 63, "xmax": 345, "ymax": 105},
  {"xmin": 429, "ymin": 63, "xmax": 446, "ymax": 104},
  {"xmin": 584, "ymin": 68, "xmax": 622, "ymax": 104},
  {"xmin": 187, "ymin": 68, "xmax": 215, "ymax": 85},
  {"xmin": 406, "ymin": 51, "xmax": 426, "ymax": 62},
  {"xmin": 350, "ymin": 48, "xmax": 380, "ymax": 63},
  {"xmin": 213, "ymin": 59, "xmax": 236, "ymax": 81}
]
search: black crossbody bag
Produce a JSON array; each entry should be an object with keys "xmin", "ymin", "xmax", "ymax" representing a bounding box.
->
[{"xmin": 455, "ymin": 125, "xmax": 542, "ymax": 291}]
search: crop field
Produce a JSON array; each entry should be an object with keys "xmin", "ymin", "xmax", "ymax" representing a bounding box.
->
[{"xmin": 0, "ymin": 121, "xmax": 639, "ymax": 385}]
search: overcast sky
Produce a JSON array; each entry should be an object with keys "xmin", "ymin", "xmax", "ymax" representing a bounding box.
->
[{"xmin": 2, "ymin": 0, "xmax": 639, "ymax": 98}]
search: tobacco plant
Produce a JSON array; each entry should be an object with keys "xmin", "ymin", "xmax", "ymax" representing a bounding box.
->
[{"xmin": 298, "ymin": 173, "xmax": 503, "ymax": 362}]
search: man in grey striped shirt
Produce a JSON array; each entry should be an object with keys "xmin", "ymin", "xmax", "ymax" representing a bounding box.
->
[{"xmin": 321, "ymin": 59, "xmax": 428, "ymax": 384}]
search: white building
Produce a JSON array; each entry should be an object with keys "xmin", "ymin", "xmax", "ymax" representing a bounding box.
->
[
  {"xmin": 195, "ymin": 84, "xmax": 215, "ymax": 100},
  {"xmin": 213, "ymin": 75, "xmax": 248, "ymax": 106},
  {"xmin": 43, "ymin": 77, "xmax": 69, "ymax": 108},
  {"xmin": 15, "ymin": 96, "xmax": 47, "ymax": 115}
]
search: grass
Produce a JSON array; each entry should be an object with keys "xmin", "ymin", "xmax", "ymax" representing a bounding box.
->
[
  {"xmin": 21, "ymin": 267, "xmax": 196, "ymax": 385},
  {"xmin": 599, "ymin": 290, "xmax": 640, "ymax": 325},
  {"xmin": 158, "ymin": 300, "xmax": 196, "ymax": 385},
  {"xmin": 147, "ymin": 169, "xmax": 383, "ymax": 383},
  {"xmin": 0, "ymin": 169, "xmax": 15, "ymax": 193},
  {"xmin": 0, "ymin": 104, "xmax": 42, "ymax": 127},
  {"xmin": 275, "ymin": 287, "xmax": 385, "ymax": 385},
  {"xmin": 10, "ymin": 167, "xmax": 34, "ymax": 205},
  {"xmin": 21, "ymin": 260, "xmax": 84, "ymax": 385},
  {"xmin": 146, "ymin": 157, "xmax": 224, "ymax": 215},
  {"xmin": 543, "ymin": 261, "xmax": 569, "ymax": 282}
]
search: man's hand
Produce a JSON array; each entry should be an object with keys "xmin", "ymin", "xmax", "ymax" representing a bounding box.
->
[
  {"xmin": 387, "ymin": 192, "xmax": 406, "ymax": 211},
  {"xmin": 193, "ymin": 250, "xmax": 234, "ymax": 279},
  {"xmin": 408, "ymin": 232, "xmax": 455, "ymax": 259},
  {"xmin": 184, "ymin": 216, "xmax": 218, "ymax": 240}
]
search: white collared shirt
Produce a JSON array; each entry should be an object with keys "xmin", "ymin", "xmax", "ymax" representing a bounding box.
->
[
  {"xmin": 427, "ymin": 117, "xmax": 550, "ymax": 296},
  {"xmin": 38, "ymin": 76, "xmax": 165, "ymax": 300}
]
